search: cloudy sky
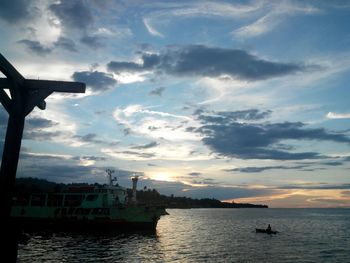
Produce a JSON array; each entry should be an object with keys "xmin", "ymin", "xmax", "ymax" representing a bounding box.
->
[{"xmin": 1, "ymin": 0, "xmax": 350, "ymax": 208}]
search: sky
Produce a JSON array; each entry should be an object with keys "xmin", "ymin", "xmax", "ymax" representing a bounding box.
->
[{"xmin": 0, "ymin": 0, "xmax": 350, "ymax": 208}]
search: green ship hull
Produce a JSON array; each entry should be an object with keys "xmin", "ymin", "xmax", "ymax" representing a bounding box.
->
[{"xmin": 11, "ymin": 177, "xmax": 167, "ymax": 231}]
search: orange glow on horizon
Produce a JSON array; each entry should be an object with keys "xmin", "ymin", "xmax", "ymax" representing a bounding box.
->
[{"xmin": 224, "ymin": 189, "xmax": 350, "ymax": 208}]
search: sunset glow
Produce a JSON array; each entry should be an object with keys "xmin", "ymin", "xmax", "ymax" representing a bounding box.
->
[{"xmin": 1, "ymin": 0, "xmax": 350, "ymax": 208}]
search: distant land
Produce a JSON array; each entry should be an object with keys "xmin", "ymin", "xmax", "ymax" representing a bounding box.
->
[{"xmin": 14, "ymin": 178, "xmax": 268, "ymax": 209}]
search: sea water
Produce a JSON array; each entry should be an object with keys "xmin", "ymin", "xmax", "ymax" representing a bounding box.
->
[{"xmin": 18, "ymin": 208, "xmax": 350, "ymax": 262}]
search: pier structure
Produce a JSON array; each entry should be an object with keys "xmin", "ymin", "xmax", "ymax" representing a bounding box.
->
[{"xmin": 0, "ymin": 53, "xmax": 85, "ymax": 261}]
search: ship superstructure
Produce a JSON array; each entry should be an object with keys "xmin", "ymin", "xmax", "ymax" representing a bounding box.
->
[{"xmin": 11, "ymin": 171, "xmax": 166, "ymax": 230}]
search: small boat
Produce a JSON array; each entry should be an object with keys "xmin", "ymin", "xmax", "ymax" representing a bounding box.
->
[{"xmin": 256, "ymin": 228, "xmax": 277, "ymax": 234}]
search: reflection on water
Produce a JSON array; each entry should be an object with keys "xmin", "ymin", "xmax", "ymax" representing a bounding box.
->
[{"xmin": 18, "ymin": 209, "xmax": 350, "ymax": 262}]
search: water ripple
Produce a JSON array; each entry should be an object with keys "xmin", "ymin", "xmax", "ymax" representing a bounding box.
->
[{"xmin": 18, "ymin": 208, "xmax": 350, "ymax": 262}]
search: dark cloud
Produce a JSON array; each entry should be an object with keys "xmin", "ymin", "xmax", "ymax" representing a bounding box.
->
[
  {"xmin": 72, "ymin": 70, "xmax": 116, "ymax": 92},
  {"xmin": 309, "ymin": 198, "xmax": 350, "ymax": 205},
  {"xmin": 342, "ymin": 191, "xmax": 350, "ymax": 197},
  {"xmin": 20, "ymin": 117, "xmax": 61, "ymax": 141},
  {"xmin": 149, "ymin": 87, "xmax": 165, "ymax": 96},
  {"xmin": 107, "ymin": 45, "xmax": 313, "ymax": 80},
  {"xmin": 131, "ymin": 141, "xmax": 159, "ymax": 149},
  {"xmin": 108, "ymin": 61, "xmax": 143, "ymax": 73},
  {"xmin": 26, "ymin": 117, "xmax": 58, "ymax": 129},
  {"xmin": 123, "ymin": 128, "xmax": 131, "ymax": 136},
  {"xmin": 119, "ymin": 151, "xmax": 155, "ymax": 159},
  {"xmin": 344, "ymin": 156, "xmax": 350, "ymax": 162},
  {"xmin": 194, "ymin": 110, "xmax": 350, "ymax": 160},
  {"xmin": 0, "ymin": 0, "xmax": 34, "ymax": 24},
  {"xmin": 54, "ymin": 37, "xmax": 77, "ymax": 52},
  {"xmin": 49, "ymin": 0, "xmax": 93, "ymax": 31},
  {"xmin": 80, "ymin": 35, "xmax": 105, "ymax": 49},
  {"xmin": 17, "ymin": 151, "xmax": 138, "ymax": 184},
  {"xmin": 18, "ymin": 37, "xmax": 77, "ymax": 56},
  {"xmin": 73, "ymin": 133, "xmax": 104, "ymax": 144},
  {"xmin": 17, "ymin": 39, "xmax": 52, "ymax": 56},
  {"xmin": 19, "ymin": 152, "xmax": 68, "ymax": 161},
  {"xmin": 136, "ymin": 43, "xmax": 154, "ymax": 52},
  {"xmin": 278, "ymin": 183, "xmax": 350, "ymax": 190},
  {"xmin": 23, "ymin": 130, "xmax": 62, "ymax": 141},
  {"xmin": 225, "ymin": 165, "xmax": 308, "ymax": 173},
  {"xmin": 225, "ymin": 160, "xmax": 346, "ymax": 173},
  {"xmin": 321, "ymin": 161, "xmax": 343, "ymax": 166},
  {"xmin": 180, "ymin": 186, "xmax": 279, "ymax": 200},
  {"xmin": 188, "ymin": 172, "xmax": 201, "ymax": 176},
  {"xmin": 196, "ymin": 109, "xmax": 272, "ymax": 124},
  {"xmin": 108, "ymin": 141, "xmax": 120, "ymax": 147},
  {"xmin": 0, "ymin": 109, "xmax": 8, "ymax": 127},
  {"xmin": 72, "ymin": 155, "xmax": 107, "ymax": 162},
  {"xmin": 18, "ymin": 163, "xmax": 101, "ymax": 183},
  {"xmin": 148, "ymin": 126, "xmax": 159, "ymax": 131}
]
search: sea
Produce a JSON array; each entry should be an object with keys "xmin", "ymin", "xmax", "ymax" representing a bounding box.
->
[{"xmin": 18, "ymin": 208, "xmax": 350, "ymax": 262}]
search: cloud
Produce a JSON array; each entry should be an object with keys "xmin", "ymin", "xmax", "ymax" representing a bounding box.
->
[
  {"xmin": 0, "ymin": 109, "xmax": 8, "ymax": 127},
  {"xmin": 181, "ymin": 186, "xmax": 279, "ymax": 200},
  {"xmin": 80, "ymin": 35, "xmax": 105, "ymax": 49},
  {"xmin": 149, "ymin": 87, "xmax": 165, "ymax": 96},
  {"xmin": 141, "ymin": 1, "xmax": 262, "ymax": 37},
  {"xmin": 21, "ymin": 117, "xmax": 61, "ymax": 141},
  {"xmin": 26, "ymin": 117, "xmax": 58, "ymax": 129},
  {"xmin": 188, "ymin": 172, "xmax": 201, "ymax": 176},
  {"xmin": 72, "ymin": 70, "xmax": 117, "ymax": 92},
  {"xmin": 131, "ymin": 141, "xmax": 159, "ymax": 149},
  {"xmin": 232, "ymin": 1, "xmax": 320, "ymax": 39},
  {"xmin": 0, "ymin": 0, "xmax": 35, "ymax": 24},
  {"xmin": 196, "ymin": 109, "xmax": 272, "ymax": 123},
  {"xmin": 143, "ymin": 18, "xmax": 164, "ymax": 37},
  {"xmin": 342, "ymin": 191, "xmax": 350, "ymax": 197},
  {"xmin": 107, "ymin": 45, "xmax": 312, "ymax": 81},
  {"xmin": 17, "ymin": 39, "xmax": 52, "ymax": 56},
  {"xmin": 54, "ymin": 37, "xmax": 78, "ymax": 52},
  {"xmin": 49, "ymin": 0, "xmax": 94, "ymax": 31},
  {"xmin": 225, "ymin": 165, "xmax": 308, "ymax": 173},
  {"xmin": 277, "ymin": 183, "xmax": 350, "ymax": 190},
  {"xmin": 113, "ymin": 104, "xmax": 196, "ymax": 142},
  {"xmin": 115, "ymin": 150, "xmax": 156, "ymax": 159},
  {"xmin": 17, "ymin": 151, "xmax": 134, "ymax": 184},
  {"xmin": 326, "ymin": 112, "xmax": 350, "ymax": 119},
  {"xmin": 195, "ymin": 109, "xmax": 350, "ymax": 160},
  {"xmin": 18, "ymin": 37, "xmax": 78, "ymax": 55},
  {"xmin": 321, "ymin": 161, "xmax": 343, "ymax": 166},
  {"xmin": 73, "ymin": 133, "xmax": 104, "ymax": 145},
  {"xmin": 23, "ymin": 130, "xmax": 62, "ymax": 141}
]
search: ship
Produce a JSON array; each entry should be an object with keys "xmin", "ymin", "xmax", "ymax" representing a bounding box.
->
[{"xmin": 11, "ymin": 170, "xmax": 167, "ymax": 231}]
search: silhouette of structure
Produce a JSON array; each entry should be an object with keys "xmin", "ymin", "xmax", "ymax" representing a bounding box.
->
[{"xmin": 0, "ymin": 53, "xmax": 85, "ymax": 261}]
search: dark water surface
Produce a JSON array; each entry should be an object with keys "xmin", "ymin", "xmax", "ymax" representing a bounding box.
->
[{"xmin": 18, "ymin": 208, "xmax": 350, "ymax": 262}]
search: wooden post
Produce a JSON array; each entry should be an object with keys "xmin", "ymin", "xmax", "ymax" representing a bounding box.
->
[{"xmin": 0, "ymin": 53, "xmax": 85, "ymax": 261}]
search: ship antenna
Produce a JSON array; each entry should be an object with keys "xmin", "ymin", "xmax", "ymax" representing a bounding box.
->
[{"xmin": 106, "ymin": 169, "xmax": 115, "ymax": 186}]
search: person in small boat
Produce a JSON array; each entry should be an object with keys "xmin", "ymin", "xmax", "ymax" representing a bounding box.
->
[{"xmin": 266, "ymin": 224, "xmax": 272, "ymax": 232}]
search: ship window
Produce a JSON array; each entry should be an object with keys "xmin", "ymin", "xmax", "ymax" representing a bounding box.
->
[
  {"xmin": 13, "ymin": 195, "xmax": 30, "ymax": 206},
  {"xmin": 47, "ymin": 194, "xmax": 63, "ymax": 207},
  {"xmin": 91, "ymin": 208, "xmax": 110, "ymax": 215},
  {"xmin": 86, "ymin": 194, "xmax": 98, "ymax": 201},
  {"xmin": 31, "ymin": 194, "xmax": 46, "ymax": 206},
  {"xmin": 75, "ymin": 208, "xmax": 91, "ymax": 215},
  {"xmin": 64, "ymin": 194, "xmax": 83, "ymax": 207}
]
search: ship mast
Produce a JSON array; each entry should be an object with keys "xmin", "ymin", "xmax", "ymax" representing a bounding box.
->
[
  {"xmin": 106, "ymin": 169, "xmax": 117, "ymax": 186},
  {"xmin": 131, "ymin": 175, "xmax": 139, "ymax": 203}
]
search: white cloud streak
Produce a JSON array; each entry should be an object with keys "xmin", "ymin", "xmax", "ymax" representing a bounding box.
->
[
  {"xmin": 232, "ymin": 1, "xmax": 320, "ymax": 39},
  {"xmin": 326, "ymin": 112, "xmax": 350, "ymax": 119}
]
